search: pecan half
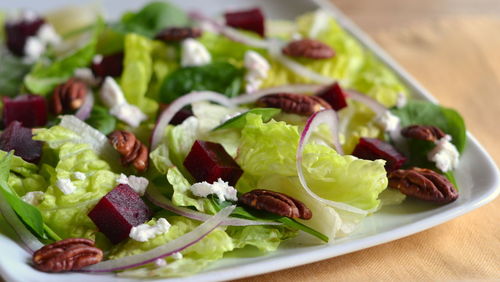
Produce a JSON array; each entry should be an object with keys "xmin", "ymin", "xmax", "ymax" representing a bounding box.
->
[
  {"xmin": 282, "ymin": 39, "xmax": 335, "ymax": 59},
  {"xmin": 401, "ymin": 125, "xmax": 446, "ymax": 142},
  {"xmin": 32, "ymin": 238, "xmax": 103, "ymax": 272},
  {"xmin": 388, "ymin": 167, "xmax": 458, "ymax": 204},
  {"xmin": 108, "ymin": 130, "xmax": 149, "ymax": 172},
  {"xmin": 155, "ymin": 27, "xmax": 202, "ymax": 42},
  {"xmin": 51, "ymin": 78, "xmax": 88, "ymax": 115},
  {"xmin": 256, "ymin": 93, "xmax": 331, "ymax": 116},
  {"xmin": 239, "ymin": 189, "xmax": 312, "ymax": 219}
]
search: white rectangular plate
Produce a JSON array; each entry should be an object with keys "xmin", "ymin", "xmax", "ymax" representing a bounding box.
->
[{"xmin": 1, "ymin": 0, "xmax": 499, "ymax": 281}]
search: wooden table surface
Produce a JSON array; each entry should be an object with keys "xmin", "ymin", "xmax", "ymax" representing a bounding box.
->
[{"xmin": 238, "ymin": 0, "xmax": 500, "ymax": 281}]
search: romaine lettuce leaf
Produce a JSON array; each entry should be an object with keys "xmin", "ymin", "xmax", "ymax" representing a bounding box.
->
[
  {"xmin": 166, "ymin": 167, "xmax": 215, "ymax": 214},
  {"xmin": 0, "ymin": 50, "xmax": 32, "ymax": 97}
]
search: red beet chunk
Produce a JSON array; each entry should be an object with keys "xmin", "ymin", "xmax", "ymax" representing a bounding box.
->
[
  {"xmin": 316, "ymin": 82, "xmax": 348, "ymax": 111},
  {"xmin": 0, "ymin": 121, "xmax": 42, "ymax": 163},
  {"xmin": 224, "ymin": 8, "xmax": 265, "ymax": 37},
  {"xmin": 88, "ymin": 184, "xmax": 151, "ymax": 244},
  {"xmin": 352, "ymin": 138, "xmax": 406, "ymax": 172},
  {"xmin": 183, "ymin": 140, "xmax": 243, "ymax": 186},
  {"xmin": 2, "ymin": 94, "xmax": 48, "ymax": 128},
  {"xmin": 5, "ymin": 12, "xmax": 45, "ymax": 56},
  {"xmin": 91, "ymin": 52, "xmax": 124, "ymax": 78}
]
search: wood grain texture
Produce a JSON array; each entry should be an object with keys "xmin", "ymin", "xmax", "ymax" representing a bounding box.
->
[{"xmin": 237, "ymin": 2, "xmax": 500, "ymax": 281}]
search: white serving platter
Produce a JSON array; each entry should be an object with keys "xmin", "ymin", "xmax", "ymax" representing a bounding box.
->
[{"xmin": 0, "ymin": 0, "xmax": 499, "ymax": 281}]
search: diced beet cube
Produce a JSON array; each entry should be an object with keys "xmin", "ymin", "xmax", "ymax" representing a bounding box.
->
[
  {"xmin": 352, "ymin": 137, "xmax": 406, "ymax": 172},
  {"xmin": 91, "ymin": 52, "xmax": 124, "ymax": 78},
  {"xmin": 224, "ymin": 8, "xmax": 265, "ymax": 37},
  {"xmin": 183, "ymin": 140, "xmax": 243, "ymax": 186},
  {"xmin": 5, "ymin": 12, "xmax": 45, "ymax": 56},
  {"xmin": 316, "ymin": 82, "xmax": 348, "ymax": 111},
  {"xmin": 2, "ymin": 94, "xmax": 48, "ymax": 128},
  {"xmin": 88, "ymin": 184, "xmax": 151, "ymax": 244},
  {"xmin": 0, "ymin": 121, "xmax": 42, "ymax": 163}
]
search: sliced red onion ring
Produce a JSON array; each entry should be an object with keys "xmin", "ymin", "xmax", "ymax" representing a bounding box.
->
[
  {"xmin": 151, "ymin": 91, "xmax": 235, "ymax": 150},
  {"xmin": 189, "ymin": 11, "xmax": 269, "ymax": 49},
  {"xmin": 296, "ymin": 109, "xmax": 369, "ymax": 215},
  {"xmin": 75, "ymin": 91, "xmax": 94, "ymax": 121},
  {"xmin": 146, "ymin": 186, "xmax": 281, "ymax": 226},
  {"xmin": 345, "ymin": 89, "xmax": 387, "ymax": 116},
  {"xmin": 231, "ymin": 84, "xmax": 324, "ymax": 105},
  {"xmin": 0, "ymin": 192, "xmax": 44, "ymax": 254},
  {"xmin": 82, "ymin": 205, "xmax": 235, "ymax": 272}
]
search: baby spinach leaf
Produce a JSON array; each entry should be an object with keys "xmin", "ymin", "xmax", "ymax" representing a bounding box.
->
[
  {"xmin": 0, "ymin": 153, "xmax": 45, "ymax": 238},
  {"xmin": 86, "ymin": 105, "xmax": 117, "ymax": 135},
  {"xmin": 159, "ymin": 62, "xmax": 244, "ymax": 103},
  {"xmin": 0, "ymin": 51, "xmax": 32, "ymax": 96},
  {"xmin": 213, "ymin": 108, "xmax": 281, "ymax": 131},
  {"xmin": 116, "ymin": 1, "xmax": 189, "ymax": 38}
]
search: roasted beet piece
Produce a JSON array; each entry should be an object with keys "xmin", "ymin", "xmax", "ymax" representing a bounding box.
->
[
  {"xmin": 5, "ymin": 12, "xmax": 45, "ymax": 56},
  {"xmin": 352, "ymin": 137, "xmax": 406, "ymax": 172},
  {"xmin": 316, "ymin": 82, "xmax": 348, "ymax": 111},
  {"xmin": 0, "ymin": 121, "xmax": 42, "ymax": 163},
  {"xmin": 224, "ymin": 8, "xmax": 265, "ymax": 37},
  {"xmin": 183, "ymin": 140, "xmax": 243, "ymax": 186},
  {"xmin": 2, "ymin": 94, "xmax": 48, "ymax": 128},
  {"xmin": 91, "ymin": 52, "xmax": 124, "ymax": 78},
  {"xmin": 88, "ymin": 184, "xmax": 151, "ymax": 244}
]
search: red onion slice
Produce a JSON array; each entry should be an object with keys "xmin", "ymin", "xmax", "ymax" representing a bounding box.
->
[
  {"xmin": 0, "ymin": 190, "xmax": 44, "ymax": 254},
  {"xmin": 231, "ymin": 84, "xmax": 324, "ymax": 105},
  {"xmin": 296, "ymin": 109, "xmax": 369, "ymax": 215},
  {"xmin": 189, "ymin": 11, "xmax": 269, "ymax": 49},
  {"xmin": 146, "ymin": 186, "xmax": 281, "ymax": 226},
  {"xmin": 151, "ymin": 91, "xmax": 235, "ymax": 150},
  {"xmin": 82, "ymin": 205, "xmax": 235, "ymax": 272},
  {"xmin": 74, "ymin": 91, "xmax": 94, "ymax": 121}
]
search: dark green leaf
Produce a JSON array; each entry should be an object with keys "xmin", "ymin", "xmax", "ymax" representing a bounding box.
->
[
  {"xmin": 116, "ymin": 1, "xmax": 189, "ymax": 38},
  {"xmin": 213, "ymin": 108, "xmax": 281, "ymax": 131},
  {"xmin": 0, "ymin": 153, "xmax": 45, "ymax": 238},
  {"xmin": 86, "ymin": 105, "xmax": 117, "ymax": 135},
  {"xmin": 0, "ymin": 51, "xmax": 32, "ymax": 96},
  {"xmin": 159, "ymin": 62, "xmax": 244, "ymax": 103}
]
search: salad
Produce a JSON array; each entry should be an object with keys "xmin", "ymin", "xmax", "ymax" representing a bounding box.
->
[{"xmin": 0, "ymin": 1, "xmax": 466, "ymax": 278}]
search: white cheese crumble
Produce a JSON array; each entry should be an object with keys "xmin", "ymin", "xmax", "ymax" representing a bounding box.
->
[
  {"xmin": 376, "ymin": 111, "xmax": 400, "ymax": 132},
  {"xmin": 190, "ymin": 178, "xmax": 238, "ymax": 202},
  {"xmin": 116, "ymin": 173, "xmax": 149, "ymax": 196},
  {"xmin": 93, "ymin": 54, "xmax": 103, "ymax": 65},
  {"xmin": 74, "ymin": 68, "xmax": 98, "ymax": 86},
  {"xmin": 396, "ymin": 92, "xmax": 407, "ymax": 108},
  {"xmin": 129, "ymin": 218, "xmax": 171, "ymax": 242},
  {"xmin": 171, "ymin": 252, "xmax": 183, "ymax": 260},
  {"xmin": 55, "ymin": 179, "xmax": 77, "ymax": 195},
  {"xmin": 154, "ymin": 258, "xmax": 167, "ymax": 267},
  {"xmin": 37, "ymin": 24, "xmax": 61, "ymax": 46},
  {"xmin": 244, "ymin": 50, "xmax": 270, "ymax": 93},
  {"xmin": 21, "ymin": 191, "xmax": 45, "ymax": 206},
  {"xmin": 23, "ymin": 37, "xmax": 45, "ymax": 63},
  {"xmin": 427, "ymin": 135, "xmax": 460, "ymax": 172},
  {"xmin": 73, "ymin": 172, "xmax": 86, "ymax": 181},
  {"xmin": 100, "ymin": 77, "xmax": 147, "ymax": 127},
  {"xmin": 181, "ymin": 38, "xmax": 211, "ymax": 67}
]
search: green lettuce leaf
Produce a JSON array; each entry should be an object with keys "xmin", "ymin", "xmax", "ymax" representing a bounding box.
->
[
  {"xmin": 213, "ymin": 108, "xmax": 281, "ymax": 131},
  {"xmin": 159, "ymin": 62, "xmax": 244, "ymax": 103},
  {"xmin": 226, "ymin": 225, "xmax": 296, "ymax": 252},
  {"xmin": 0, "ymin": 50, "xmax": 32, "ymax": 96},
  {"xmin": 166, "ymin": 167, "xmax": 215, "ymax": 214},
  {"xmin": 33, "ymin": 126, "xmax": 117, "ymax": 240},
  {"xmin": 85, "ymin": 105, "xmax": 117, "ymax": 135},
  {"xmin": 116, "ymin": 1, "xmax": 189, "ymax": 38}
]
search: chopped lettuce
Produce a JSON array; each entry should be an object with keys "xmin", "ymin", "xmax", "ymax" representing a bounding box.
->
[
  {"xmin": 33, "ymin": 125, "xmax": 117, "ymax": 240},
  {"xmin": 0, "ymin": 50, "xmax": 32, "ymax": 97}
]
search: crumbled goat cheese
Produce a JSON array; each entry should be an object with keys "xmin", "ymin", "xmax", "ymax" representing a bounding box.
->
[
  {"xmin": 37, "ymin": 24, "xmax": 61, "ymax": 46},
  {"xmin": 190, "ymin": 178, "xmax": 238, "ymax": 202},
  {"xmin": 244, "ymin": 50, "xmax": 270, "ymax": 93},
  {"xmin": 129, "ymin": 218, "xmax": 171, "ymax": 242},
  {"xmin": 100, "ymin": 77, "xmax": 147, "ymax": 127},
  {"xmin": 116, "ymin": 173, "xmax": 149, "ymax": 196},
  {"xmin": 396, "ymin": 92, "xmax": 407, "ymax": 108},
  {"xmin": 93, "ymin": 54, "xmax": 103, "ymax": 65},
  {"xmin": 21, "ymin": 191, "xmax": 45, "ymax": 206},
  {"xmin": 56, "ymin": 179, "xmax": 77, "ymax": 195},
  {"xmin": 154, "ymin": 258, "xmax": 167, "ymax": 267},
  {"xmin": 23, "ymin": 37, "xmax": 45, "ymax": 63},
  {"xmin": 171, "ymin": 252, "xmax": 183, "ymax": 260},
  {"xmin": 73, "ymin": 172, "xmax": 86, "ymax": 181},
  {"xmin": 74, "ymin": 68, "xmax": 98, "ymax": 86},
  {"xmin": 427, "ymin": 135, "xmax": 460, "ymax": 172},
  {"xmin": 376, "ymin": 111, "xmax": 400, "ymax": 132},
  {"xmin": 181, "ymin": 38, "xmax": 211, "ymax": 67}
]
